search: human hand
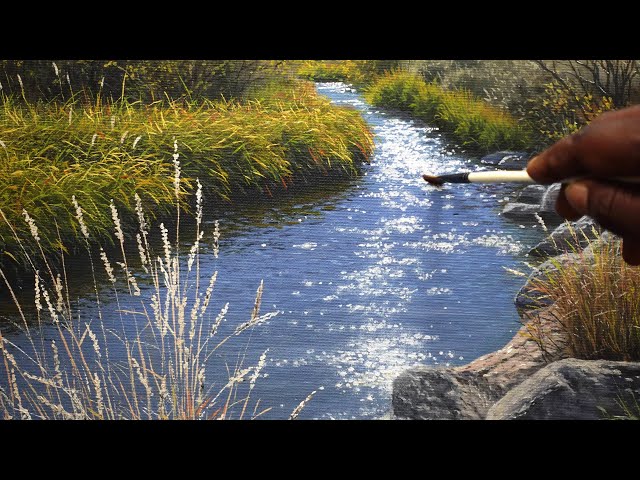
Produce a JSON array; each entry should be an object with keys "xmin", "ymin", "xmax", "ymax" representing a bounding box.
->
[{"xmin": 526, "ymin": 105, "xmax": 640, "ymax": 265}]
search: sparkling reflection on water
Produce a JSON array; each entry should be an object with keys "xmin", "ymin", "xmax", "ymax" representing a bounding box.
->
[{"xmin": 3, "ymin": 82, "xmax": 547, "ymax": 419}]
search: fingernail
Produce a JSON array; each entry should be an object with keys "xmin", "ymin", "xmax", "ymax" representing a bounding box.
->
[{"xmin": 565, "ymin": 182, "xmax": 589, "ymax": 213}]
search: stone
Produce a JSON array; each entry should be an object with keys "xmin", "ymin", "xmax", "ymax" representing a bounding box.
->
[
  {"xmin": 501, "ymin": 202, "xmax": 541, "ymax": 221},
  {"xmin": 529, "ymin": 217, "xmax": 601, "ymax": 257},
  {"xmin": 480, "ymin": 151, "xmax": 529, "ymax": 167},
  {"xmin": 497, "ymin": 152, "xmax": 530, "ymax": 170},
  {"xmin": 540, "ymin": 183, "xmax": 562, "ymax": 213},
  {"xmin": 487, "ymin": 358, "xmax": 640, "ymax": 420},
  {"xmin": 515, "ymin": 184, "xmax": 547, "ymax": 205},
  {"xmin": 392, "ymin": 307, "xmax": 568, "ymax": 419}
]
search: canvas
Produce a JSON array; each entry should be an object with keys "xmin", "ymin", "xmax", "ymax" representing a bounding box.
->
[{"xmin": 1, "ymin": 60, "xmax": 639, "ymax": 420}]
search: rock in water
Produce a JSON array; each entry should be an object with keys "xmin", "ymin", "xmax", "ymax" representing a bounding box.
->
[
  {"xmin": 529, "ymin": 217, "xmax": 600, "ymax": 257},
  {"xmin": 540, "ymin": 183, "xmax": 562, "ymax": 213},
  {"xmin": 497, "ymin": 153, "xmax": 530, "ymax": 170},
  {"xmin": 515, "ymin": 184, "xmax": 547, "ymax": 205},
  {"xmin": 501, "ymin": 202, "xmax": 541, "ymax": 221},
  {"xmin": 487, "ymin": 358, "xmax": 640, "ymax": 420},
  {"xmin": 480, "ymin": 151, "xmax": 528, "ymax": 167}
]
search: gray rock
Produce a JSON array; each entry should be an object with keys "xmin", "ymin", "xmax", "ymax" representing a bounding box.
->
[
  {"xmin": 501, "ymin": 202, "xmax": 541, "ymax": 221},
  {"xmin": 487, "ymin": 358, "xmax": 640, "ymax": 420},
  {"xmin": 540, "ymin": 183, "xmax": 562, "ymax": 213},
  {"xmin": 392, "ymin": 307, "xmax": 568, "ymax": 419},
  {"xmin": 497, "ymin": 153, "xmax": 530, "ymax": 170},
  {"xmin": 529, "ymin": 217, "xmax": 601, "ymax": 257},
  {"xmin": 392, "ymin": 368, "xmax": 495, "ymax": 420},
  {"xmin": 514, "ymin": 252, "xmax": 592, "ymax": 315},
  {"xmin": 480, "ymin": 151, "xmax": 528, "ymax": 167},
  {"xmin": 515, "ymin": 184, "xmax": 547, "ymax": 205}
]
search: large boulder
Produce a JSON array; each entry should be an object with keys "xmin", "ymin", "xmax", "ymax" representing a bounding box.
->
[
  {"xmin": 480, "ymin": 151, "xmax": 529, "ymax": 167},
  {"xmin": 529, "ymin": 217, "xmax": 601, "ymax": 257},
  {"xmin": 515, "ymin": 184, "xmax": 547, "ymax": 205},
  {"xmin": 392, "ymin": 307, "xmax": 568, "ymax": 419},
  {"xmin": 487, "ymin": 358, "xmax": 640, "ymax": 420}
]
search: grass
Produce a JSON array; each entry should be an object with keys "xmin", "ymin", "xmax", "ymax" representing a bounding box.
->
[
  {"xmin": 0, "ymin": 80, "xmax": 374, "ymax": 268},
  {"xmin": 526, "ymin": 227, "xmax": 640, "ymax": 361},
  {"xmin": 296, "ymin": 60, "xmax": 379, "ymax": 87},
  {"xmin": 0, "ymin": 154, "xmax": 317, "ymax": 419},
  {"xmin": 363, "ymin": 70, "xmax": 532, "ymax": 153}
]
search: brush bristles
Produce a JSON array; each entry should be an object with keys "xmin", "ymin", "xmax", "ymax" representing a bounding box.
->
[{"xmin": 422, "ymin": 174, "xmax": 444, "ymax": 186}]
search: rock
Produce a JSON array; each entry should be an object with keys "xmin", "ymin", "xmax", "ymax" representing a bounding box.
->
[
  {"xmin": 529, "ymin": 217, "xmax": 601, "ymax": 257},
  {"xmin": 392, "ymin": 368, "xmax": 495, "ymax": 420},
  {"xmin": 540, "ymin": 183, "xmax": 562, "ymax": 213},
  {"xmin": 501, "ymin": 202, "xmax": 541, "ymax": 221},
  {"xmin": 487, "ymin": 358, "xmax": 640, "ymax": 420},
  {"xmin": 583, "ymin": 230, "xmax": 619, "ymax": 257},
  {"xmin": 515, "ymin": 184, "xmax": 547, "ymax": 205},
  {"xmin": 392, "ymin": 307, "xmax": 568, "ymax": 419},
  {"xmin": 497, "ymin": 153, "xmax": 530, "ymax": 170},
  {"xmin": 514, "ymin": 252, "xmax": 593, "ymax": 315},
  {"xmin": 480, "ymin": 151, "xmax": 528, "ymax": 167}
]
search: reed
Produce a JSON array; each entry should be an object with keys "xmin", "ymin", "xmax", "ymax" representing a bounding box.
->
[{"xmin": 0, "ymin": 149, "xmax": 317, "ymax": 419}]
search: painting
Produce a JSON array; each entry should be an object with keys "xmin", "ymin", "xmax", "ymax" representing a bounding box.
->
[{"xmin": 1, "ymin": 60, "xmax": 639, "ymax": 420}]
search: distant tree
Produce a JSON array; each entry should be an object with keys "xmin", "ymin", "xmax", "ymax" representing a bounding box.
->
[{"xmin": 535, "ymin": 60, "xmax": 639, "ymax": 110}]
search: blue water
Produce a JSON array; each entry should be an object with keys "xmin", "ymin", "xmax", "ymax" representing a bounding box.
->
[{"xmin": 2, "ymin": 82, "xmax": 546, "ymax": 419}]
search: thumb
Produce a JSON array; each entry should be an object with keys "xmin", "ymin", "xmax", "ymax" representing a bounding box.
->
[{"xmin": 564, "ymin": 180, "xmax": 640, "ymax": 238}]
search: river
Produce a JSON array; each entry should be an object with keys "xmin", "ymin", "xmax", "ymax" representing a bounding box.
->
[{"xmin": 2, "ymin": 82, "xmax": 547, "ymax": 419}]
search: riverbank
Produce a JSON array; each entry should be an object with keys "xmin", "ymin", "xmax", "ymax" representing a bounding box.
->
[
  {"xmin": 0, "ymin": 81, "xmax": 374, "ymax": 270},
  {"xmin": 392, "ymin": 184, "xmax": 640, "ymax": 419}
]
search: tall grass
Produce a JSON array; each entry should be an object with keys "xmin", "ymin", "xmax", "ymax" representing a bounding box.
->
[
  {"xmin": 0, "ymin": 81, "xmax": 374, "ymax": 267},
  {"xmin": 527, "ymin": 229, "xmax": 640, "ymax": 361},
  {"xmin": 364, "ymin": 70, "xmax": 532, "ymax": 152},
  {"xmin": 0, "ymin": 148, "xmax": 316, "ymax": 419}
]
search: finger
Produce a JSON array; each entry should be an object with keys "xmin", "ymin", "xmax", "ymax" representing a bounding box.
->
[
  {"xmin": 555, "ymin": 184, "xmax": 582, "ymax": 221},
  {"xmin": 622, "ymin": 238, "xmax": 640, "ymax": 266},
  {"xmin": 564, "ymin": 179, "xmax": 640, "ymax": 238},
  {"xmin": 527, "ymin": 105, "xmax": 640, "ymax": 183}
]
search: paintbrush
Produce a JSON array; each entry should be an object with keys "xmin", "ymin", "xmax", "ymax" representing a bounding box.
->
[{"xmin": 422, "ymin": 170, "xmax": 640, "ymax": 187}]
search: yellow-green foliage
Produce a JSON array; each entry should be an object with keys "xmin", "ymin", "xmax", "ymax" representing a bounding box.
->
[
  {"xmin": 530, "ymin": 233, "xmax": 640, "ymax": 361},
  {"xmin": 0, "ymin": 81, "xmax": 374, "ymax": 263},
  {"xmin": 364, "ymin": 70, "xmax": 532, "ymax": 152},
  {"xmin": 296, "ymin": 60, "xmax": 396, "ymax": 87},
  {"xmin": 527, "ymin": 82, "xmax": 615, "ymax": 144}
]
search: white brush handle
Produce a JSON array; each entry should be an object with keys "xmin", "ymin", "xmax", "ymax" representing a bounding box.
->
[
  {"xmin": 467, "ymin": 170, "xmax": 640, "ymax": 185},
  {"xmin": 467, "ymin": 170, "xmax": 534, "ymax": 183}
]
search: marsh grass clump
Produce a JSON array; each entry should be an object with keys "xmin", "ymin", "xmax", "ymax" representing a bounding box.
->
[
  {"xmin": 0, "ymin": 81, "xmax": 373, "ymax": 267},
  {"xmin": 363, "ymin": 70, "xmax": 532, "ymax": 152},
  {"xmin": 0, "ymin": 150, "xmax": 316, "ymax": 419},
  {"xmin": 527, "ymin": 226, "xmax": 640, "ymax": 361}
]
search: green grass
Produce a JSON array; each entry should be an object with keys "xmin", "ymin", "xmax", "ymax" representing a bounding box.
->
[
  {"xmin": 0, "ymin": 81, "xmax": 374, "ymax": 266},
  {"xmin": 363, "ymin": 70, "xmax": 532, "ymax": 153},
  {"xmin": 528, "ymin": 230, "xmax": 640, "ymax": 361}
]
